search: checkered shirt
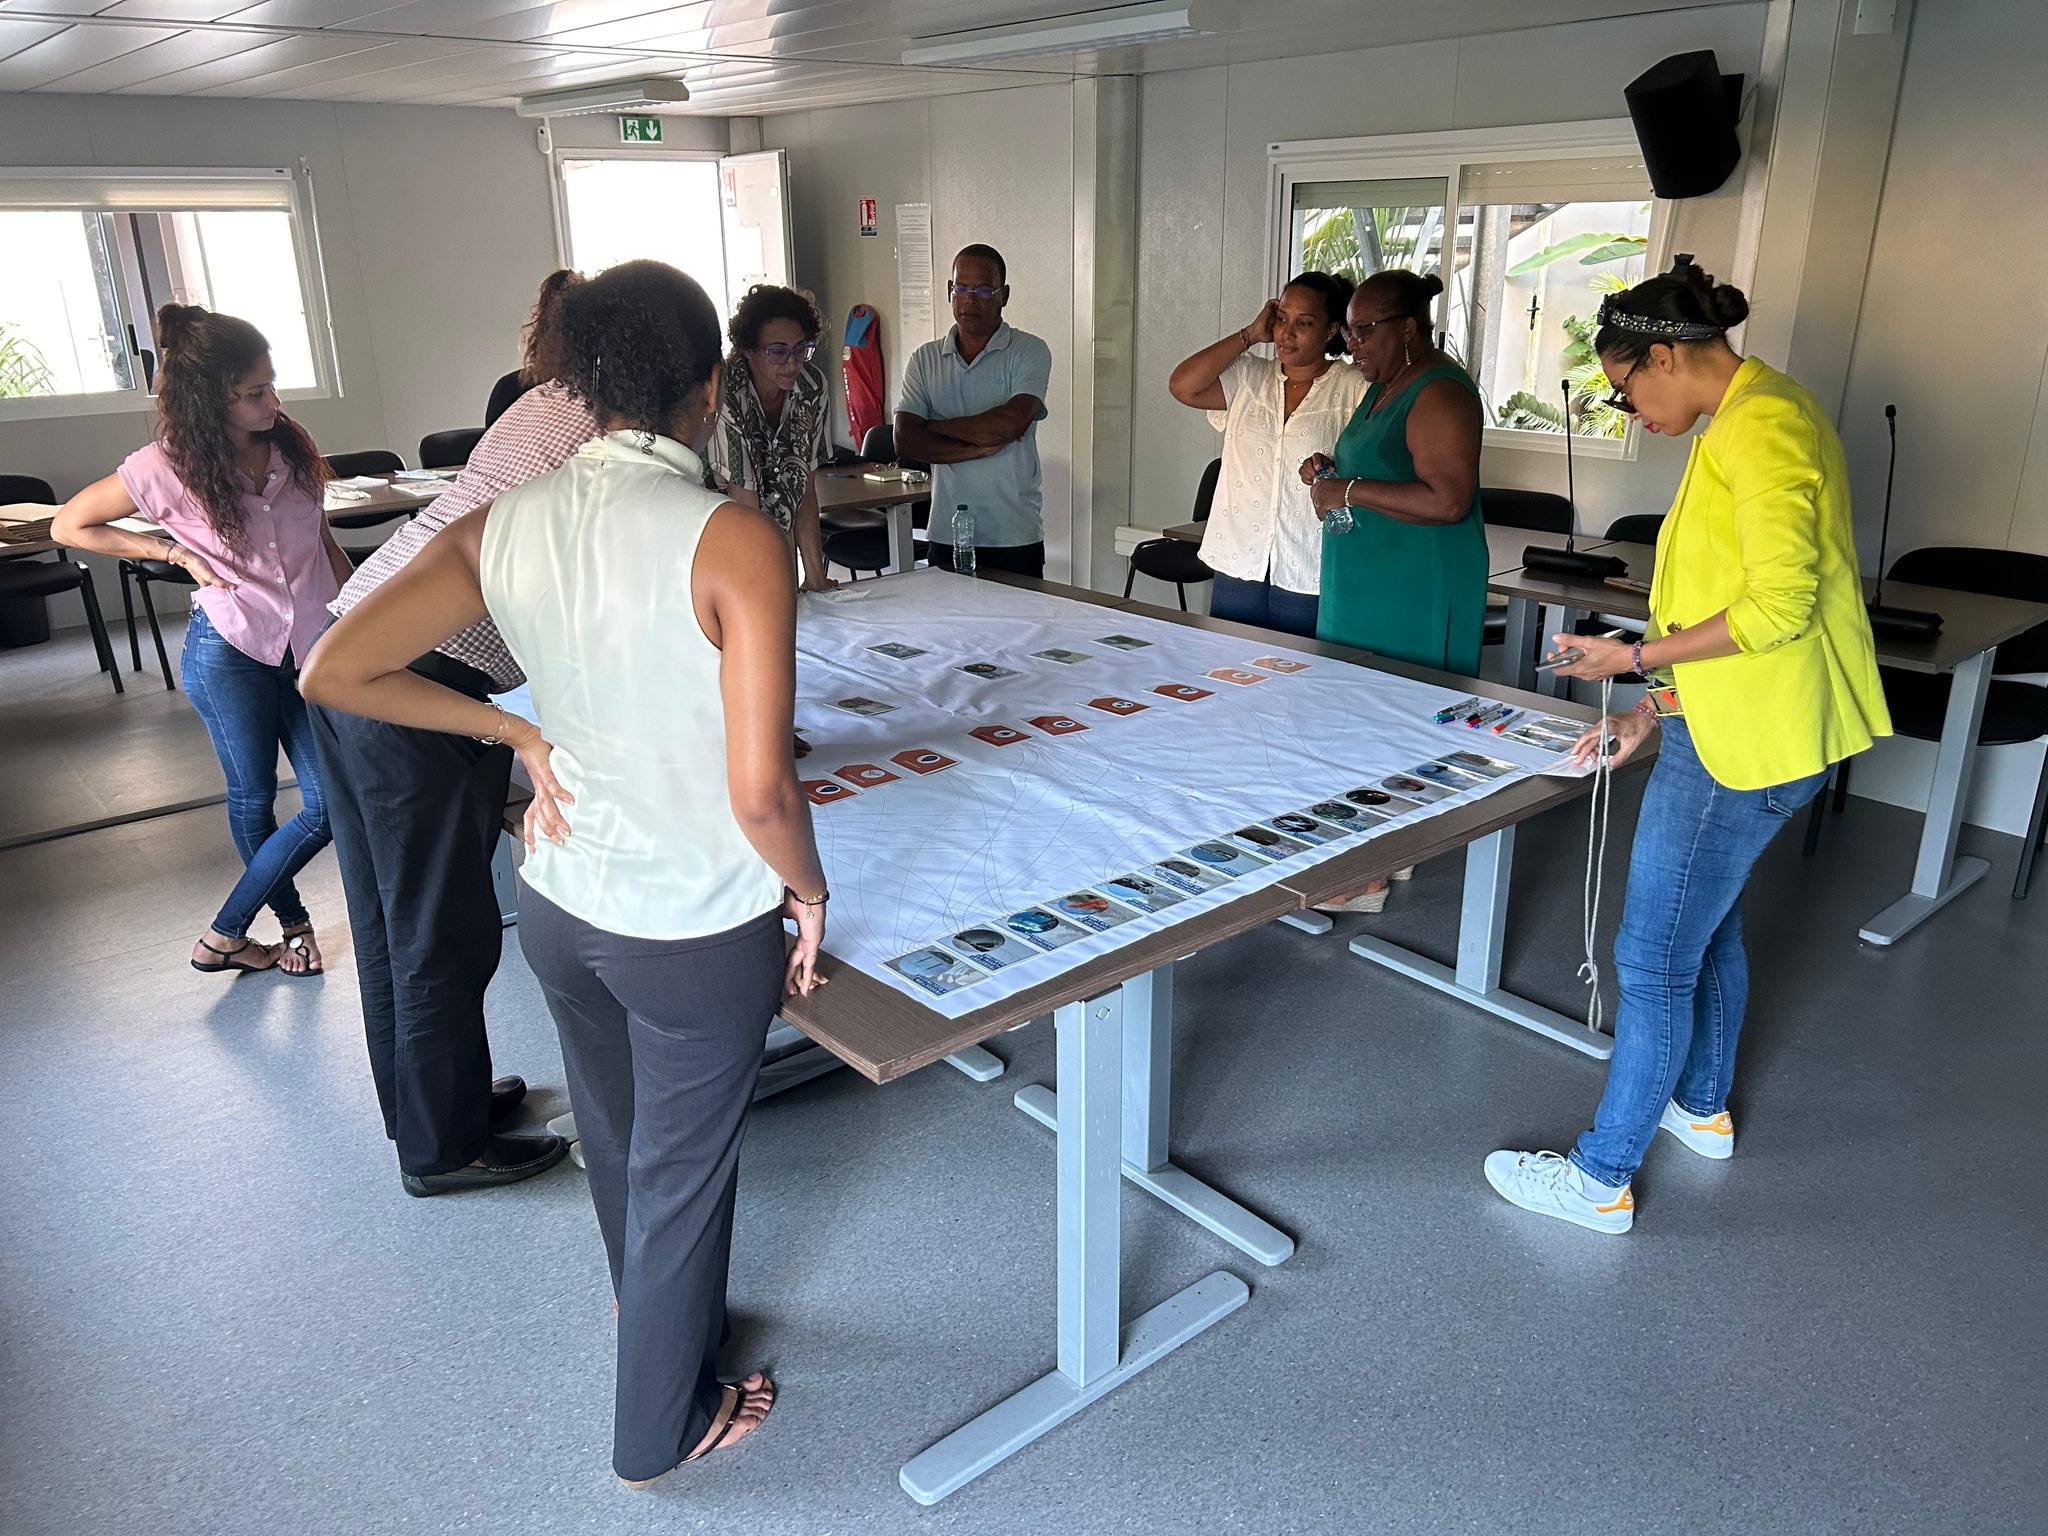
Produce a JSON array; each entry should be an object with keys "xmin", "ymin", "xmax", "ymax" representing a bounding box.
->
[{"xmin": 329, "ymin": 381, "xmax": 599, "ymax": 691}]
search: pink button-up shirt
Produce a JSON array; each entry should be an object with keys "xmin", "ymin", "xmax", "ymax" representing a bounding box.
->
[{"xmin": 118, "ymin": 441, "xmax": 339, "ymax": 668}]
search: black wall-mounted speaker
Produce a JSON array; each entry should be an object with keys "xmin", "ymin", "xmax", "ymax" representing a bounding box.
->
[{"xmin": 1624, "ymin": 50, "xmax": 1745, "ymax": 199}]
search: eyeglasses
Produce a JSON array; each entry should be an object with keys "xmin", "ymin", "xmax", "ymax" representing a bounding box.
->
[
  {"xmin": 948, "ymin": 281, "xmax": 1002, "ymax": 301},
  {"xmin": 1602, "ymin": 355, "xmax": 1648, "ymax": 413},
  {"xmin": 758, "ymin": 341, "xmax": 817, "ymax": 365},
  {"xmin": 1340, "ymin": 316, "xmax": 1405, "ymax": 344}
]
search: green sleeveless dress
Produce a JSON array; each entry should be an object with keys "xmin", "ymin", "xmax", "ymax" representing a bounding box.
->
[{"xmin": 1317, "ymin": 362, "xmax": 1488, "ymax": 675}]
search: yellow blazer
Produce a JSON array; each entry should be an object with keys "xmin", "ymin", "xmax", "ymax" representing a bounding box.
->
[{"xmin": 1648, "ymin": 356, "xmax": 1890, "ymax": 790}]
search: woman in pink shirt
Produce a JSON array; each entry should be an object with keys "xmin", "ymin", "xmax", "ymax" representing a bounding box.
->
[{"xmin": 56, "ymin": 304, "xmax": 351, "ymax": 977}]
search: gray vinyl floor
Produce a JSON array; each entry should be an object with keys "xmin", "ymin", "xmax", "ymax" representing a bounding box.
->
[{"xmin": 2, "ymin": 628, "xmax": 2043, "ymax": 1535}]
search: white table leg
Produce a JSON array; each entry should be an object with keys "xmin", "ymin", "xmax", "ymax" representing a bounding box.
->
[
  {"xmin": 885, "ymin": 503, "xmax": 916, "ymax": 575},
  {"xmin": 1350, "ymin": 827, "xmax": 1614, "ymax": 1059},
  {"xmin": 900, "ymin": 979, "xmax": 1248, "ymax": 1504},
  {"xmin": 1012, "ymin": 964, "xmax": 1295, "ymax": 1265},
  {"xmin": 1860, "ymin": 647, "xmax": 1996, "ymax": 945}
]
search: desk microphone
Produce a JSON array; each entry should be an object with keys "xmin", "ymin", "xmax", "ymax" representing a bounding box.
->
[
  {"xmin": 1522, "ymin": 375, "xmax": 1626, "ymax": 579},
  {"xmin": 1864, "ymin": 403, "xmax": 1942, "ymax": 640}
]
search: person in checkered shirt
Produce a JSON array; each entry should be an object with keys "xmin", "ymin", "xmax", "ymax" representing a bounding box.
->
[{"xmin": 308, "ymin": 272, "xmax": 601, "ymax": 1198}]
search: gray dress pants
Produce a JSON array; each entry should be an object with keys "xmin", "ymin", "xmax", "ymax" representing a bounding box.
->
[{"xmin": 517, "ymin": 884, "xmax": 784, "ymax": 1481}]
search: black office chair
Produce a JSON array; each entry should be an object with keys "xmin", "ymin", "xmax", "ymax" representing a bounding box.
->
[
  {"xmin": 0, "ymin": 554, "xmax": 122, "ymax": 693},
  {"xmin": 0, "ymin": 476, "xmax": 71, "ymax": 653},
  {"xmin": 324, "ymin": 449, "xmax": 415, "ymax": 566},
  {"xmin": 1479, "ymin": 488, "xmax": 1574, "ymax": 534},
  {"xmin": 1480, "ymin": 489, "xmax": 1575, "ymax": 646},
  {"xmin": 1123, "ymin": 458, "xmax": 1219, "ymax": 610},
  {"xmin": 1605, "ymin": 513, "xmax": 1665, "ymax": 546},
  {"xmin": 418, "ymin": 427, "xmax": 485, "ymax": 470},
  {"xmin": 858, "ymin": 424, "xmax": 894, "ymax": 463},
  {"xmin": 1803, "ymin": 546, "xmax": 2048, "ymax": 896},
  {"xmin": 118, "ymin": 554, "xmax": 194, "ymax": 691}
]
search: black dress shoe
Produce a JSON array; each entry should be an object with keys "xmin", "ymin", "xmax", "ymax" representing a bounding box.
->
[
  {"xmin": 402, "ymin": 1134, "xmax": 568, "ymax": 1197},
  {"xmin": 488, "ymin": 1074, "xmax": 528, "ymax": 1124}
]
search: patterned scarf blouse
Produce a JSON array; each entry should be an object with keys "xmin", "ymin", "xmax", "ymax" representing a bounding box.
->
[{"xmin": 709, "ymin": 353, "xmax": 829, "ymax": 533}]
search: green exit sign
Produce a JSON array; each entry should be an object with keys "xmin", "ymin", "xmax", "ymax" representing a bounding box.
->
[{"xmin": 618, "ymin": 115, "xmax": 662, "ymax": 143}]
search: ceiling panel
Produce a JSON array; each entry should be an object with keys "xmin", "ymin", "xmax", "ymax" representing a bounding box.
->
[
  {"xmin": 0, "ymin": 16, "xmax": 68, "ymax": 60},
  {"xmin": 35, "ymin": 24, "xmax": 274, "ymax": 87},
  {"xmin": 116, "ymin": 29, "xmax": 384, "ymax": 88},
  {"xmin": 0, "ymin": 21, "xmax": 181, "ymax": 89},
  {"xmin": 7, "ymin": 1, "xmax": 1742, "ymax": 110}
]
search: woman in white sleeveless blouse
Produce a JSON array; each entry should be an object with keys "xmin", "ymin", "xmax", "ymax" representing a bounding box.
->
[{"xmin": 304, "ymin": 261, "xmax": 824, "ymax": 1488}]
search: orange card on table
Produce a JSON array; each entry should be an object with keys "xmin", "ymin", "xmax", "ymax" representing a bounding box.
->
[
  {"xmin": 969, "ymin": 723, "xmax": 1031, "ymax": 747},
  {"xmin": 891, "ymin": 747, "xmax": 957, "ymax": 775},
  {"xmin": 834, "ymin": 762, "xmax": 899, "ymax": 788},
  {"xmin": 802, "ymin": 779, "xmax": 857, "ymax": 805},
  {"xmin": 1088, "ymin": 696, "xmax": 1149, "ymax": 715},
  {"xmin": 1029, "ymin": 713, "xmax": 1089, "ymax": 735},
  {"xmin": 1151, "ymin": 682, "xmax": 1213, "ymax": 702},
  {"xmin": 1249, "ymin": 655, "xmax": 1311, "ymax": 673},
  {"xmin": 1206, "ymin": 667, "xmax": 1266, "ymax": 686}
]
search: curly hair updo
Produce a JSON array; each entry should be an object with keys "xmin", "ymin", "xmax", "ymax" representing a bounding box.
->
[
  {"xmin": 558, "ymin": 260, "xmax": 723, "ymax": 432},
  {"xmin": 1593, "ymin": 254, "xmax": 1750, "ymax": 364},
  {"xmin": 728, "ymin": 283, "xmax": 822, "ymax": 356},
  {"xmin": 1354, "ymin": 269, "xmax": 1444, "ymax": 333},
  {"xmin": 519, "ymin": 268, "xmax": 585, "ymax": 387},
  {"xmin": 152, "ymin": 303, "xmax": 326, "ymax": 560}
]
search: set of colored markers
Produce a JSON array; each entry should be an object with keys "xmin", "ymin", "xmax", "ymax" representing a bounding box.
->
[{"xmin": 1429, "ymin": 696, "xmax": 1522, "ymax": 735}]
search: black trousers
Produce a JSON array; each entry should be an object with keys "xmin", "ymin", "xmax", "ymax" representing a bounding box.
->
[
  {"xmin": 309, "ymin": 657, "xmax": 513, "ymax": 1177},
  {"xmin": 925, "ymin": 539, "xmax": 1045, "ymax": 579},
  {"xmin": 516, "ymin": 887, "xmax": 783, "ymax": 1482}
]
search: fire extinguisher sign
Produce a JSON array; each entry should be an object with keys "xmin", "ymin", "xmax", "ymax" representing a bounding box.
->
[{"xmin": 858, "ymin": 197, "xmax": 878, "ymax": 237}]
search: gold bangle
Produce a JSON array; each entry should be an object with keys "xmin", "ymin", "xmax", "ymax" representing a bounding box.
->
[{"xmin": 479, "ymin": 705, "xmax": 513, "ymax": 747}]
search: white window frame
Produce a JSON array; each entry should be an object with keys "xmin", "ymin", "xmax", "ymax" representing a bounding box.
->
[
  {"xmin": 1267, "ymin": 120, "xmax": 1674, "ymax": 463},
  {"xmin": 0, "ymin": 165, "xmax": 339, "ymax": 423}
]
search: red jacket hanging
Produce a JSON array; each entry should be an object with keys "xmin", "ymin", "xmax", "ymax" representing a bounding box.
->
[{"xmin": 841, "ymin": 304, "xmax": 886, "ymax": 452}]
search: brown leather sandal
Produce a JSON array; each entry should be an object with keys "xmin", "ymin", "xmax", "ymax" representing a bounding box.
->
[{"xmin": 619, "ymin": 1376, "xmax": 776, "ymax": 1490}]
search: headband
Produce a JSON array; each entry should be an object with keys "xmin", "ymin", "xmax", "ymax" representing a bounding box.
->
[{"xmin": 1596, "ymin": 294, "xmax": 1724, "ymax": 340}]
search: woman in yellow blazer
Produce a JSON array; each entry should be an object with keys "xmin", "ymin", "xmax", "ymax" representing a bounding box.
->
[{"xmin": 1486, "ymin": 257, "xmax": 1889, "ymax": 1235}]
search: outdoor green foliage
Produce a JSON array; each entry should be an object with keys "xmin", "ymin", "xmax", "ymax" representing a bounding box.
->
[
  {"xmin": 1496, "ymin": 311, "xmax": 1631, "ymax": 438},
  {"xmin": 1298, "ymin": 205, "xmax": 1439, "ymax": 285},
  {"xmin": 0, "ymin": 323, "xmax": 56, "ymax": 398},
  {"xmin": 1505, "ymin": 229, "xmax": 1647, "ymax": 276}
]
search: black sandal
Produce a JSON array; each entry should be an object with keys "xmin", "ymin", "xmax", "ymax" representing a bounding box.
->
[
  {"xmin": 191, "ymin": 936, "xmax": 276, "ymax": 975},
  {"xmin": 621, "ymin": 1376, "xmax": 775, "ymax": 1489},
  {"xmin": 278, "ymin": 923, "xmax": 324, "ymax": 977}
]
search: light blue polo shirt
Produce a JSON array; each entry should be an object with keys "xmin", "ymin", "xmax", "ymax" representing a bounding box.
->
[{"xmin": 899, "ymin": 321, "xmax": 1052, "ymax": 548}]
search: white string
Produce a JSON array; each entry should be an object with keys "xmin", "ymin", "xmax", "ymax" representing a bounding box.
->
[{"xmin": 1578, "ymin": 675, "xmax": 1616, "ymax": 1035}]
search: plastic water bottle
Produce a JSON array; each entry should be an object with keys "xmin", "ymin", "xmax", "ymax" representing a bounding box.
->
[
  {"xmin": 1316, "ymin": 464, "xmax": 1353, "ymax": 535},
  {"xmin": 951, "ymin": 504, "xmax": 977, "ymax": 577}
]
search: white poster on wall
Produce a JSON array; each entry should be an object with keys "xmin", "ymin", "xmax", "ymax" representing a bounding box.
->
[{"xmin": 895, "ymin": 201, "xmax": 935, "ymax": 346}]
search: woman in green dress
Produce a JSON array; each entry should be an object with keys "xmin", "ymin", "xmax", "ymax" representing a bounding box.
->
[{"xmin": 1300, "ymin": 270, "xmax": 1486, "ymax": 674}]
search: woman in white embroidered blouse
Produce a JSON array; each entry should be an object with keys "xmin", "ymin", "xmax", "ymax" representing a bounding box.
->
[{"xmin": 1167, "ymin": 273, "xmax": 1366, "ymax": 638}]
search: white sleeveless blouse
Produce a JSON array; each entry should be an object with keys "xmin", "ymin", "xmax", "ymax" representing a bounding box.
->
[{"xmin": 480, "ymin": 430, "xmax": 782, "ymax": 939}]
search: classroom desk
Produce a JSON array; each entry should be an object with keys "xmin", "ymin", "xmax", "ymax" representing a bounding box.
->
[
  {"xmin": 0, "ymin": 480, "xmax": 440, "ymax": 563},
  {"xmin": 814, "ymin": 467, "xmax": 928, "ymax": 573},
  {"xmin": 767, "ymin": 573, "xmax": 1621, "ymax": 1503},
  {"xmin": 1161, "ymin": 520, "xmax": 1592, "ymax": 567},
  {"xmin": 1488, "ymin": 544, "xmax": 2048, "ymax": 945}
]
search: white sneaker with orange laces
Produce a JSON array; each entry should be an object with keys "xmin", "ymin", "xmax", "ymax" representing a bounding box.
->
[
  {"xmin": 1659, "ymin": 1100, "xmax": 1735, "ymax": 1160},
  {"xmin": 1483, "ymin": 1150, "xmax": 1634, "ymax": 1234}
]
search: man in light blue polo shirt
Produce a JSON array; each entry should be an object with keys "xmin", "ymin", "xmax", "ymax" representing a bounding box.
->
[{"xmin": 896, "ymin": 243, "xmax": 1053, "ymax": 578}]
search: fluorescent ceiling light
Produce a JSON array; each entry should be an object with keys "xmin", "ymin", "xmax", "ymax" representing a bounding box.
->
[
  {"xmin": 902, "ymin": 1, "xmax": 1237, "ymax": 66},
  {"xmin": 515, "ymin": 77, "xmax": 691, "ymax": 118}
]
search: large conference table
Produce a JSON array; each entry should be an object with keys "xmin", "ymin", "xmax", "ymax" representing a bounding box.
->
[{"xmin": 763, "ymin": 572, "xmax": 1636, "ymax": 1503}]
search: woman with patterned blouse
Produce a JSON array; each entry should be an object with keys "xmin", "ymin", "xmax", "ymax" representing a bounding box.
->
[{"xmin": 709, "ymin": 284, "xmax": 835, "ymax": 591}]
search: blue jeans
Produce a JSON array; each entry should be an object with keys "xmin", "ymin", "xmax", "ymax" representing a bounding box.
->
[
  {"xmin": 180, "ymin": 605, "xmax": 331, "ymax": 938},
  {"xmin": 1571, "ymin": 718, "xmax": 1827, "ymax": 1189},
  {"xmin": 1209, "ymin": 571, "xmax": 1319, "ymax": 638}
]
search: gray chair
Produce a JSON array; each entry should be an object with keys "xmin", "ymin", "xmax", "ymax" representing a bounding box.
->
[{"xmin": 1123, "ymin": 458, "xmax": 1219, "ymax": 610}]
